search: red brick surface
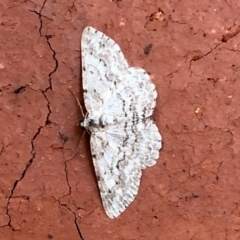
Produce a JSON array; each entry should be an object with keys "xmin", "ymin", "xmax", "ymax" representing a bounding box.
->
[{"xmin": 1, "ymin": 0, "xmax": 240, "ymax": 239}]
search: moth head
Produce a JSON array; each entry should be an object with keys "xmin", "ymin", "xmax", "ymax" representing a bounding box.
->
[{"xmin": 80, "ymin": 118, "xmax": 88, "ymax": 129}]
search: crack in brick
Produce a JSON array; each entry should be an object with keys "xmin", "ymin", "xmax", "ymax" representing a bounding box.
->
[
  {"xmin": 64, "ymin": 162, "xmax": 72, "ymax": 195},
  {"xmin": 222, "ymin": 47, "xmax": 240, "ymax": 53},
  {"xmin": 44, "ymin": 34, "xmax": 58, "ymax": 90},
  {"xmin": 189, "ymin": 44, "xmax": 220, "ymax": 76},
  {"xmin": 58, "ymin": 159, "xmax": 72, "ymax": 200},
  {"xmin": 54, "ymin": 152, "xmax": 80, "ymax": 239},
  {"xmin": 190, "ymin": 46, "xmax": 216, "ymax": 63},
  {"xmin": 216, "ymin": 161, "xmax": 223, "ymax": 181},
  {"xmin": 29, "ymin": 0, "xmax": 58, "ymax": 80},
  {"xmin": 221, "ymin": 25, "xmax": 240, "ymax": 43},
  {"xmin": 2, "ymin": 0, "xmax": 60, "ymax": 231},
  {"xmin": 189, "ymin": 24, "xmax": 240, "ymax": 77},
  {"xmin": 13, "ymin": 85, "xmax": 27, "ymax": 94},
  {"xmin": 30, "ymin": 0, "xmax": 59, "ymax": 125},
  {"xmin": 4, "ymin": 126, "xmax": 42, "ymax": 230},
  {"xmin": 57, "ymin": 201, "xmax": 85, "ymax": 240},
  {"xmin": 55, "ymin": 141, "xmax": 84, "ymax": 239},
  {"xmin": 41, "ymin": 90, "xmax": 52, "ymax": 125},
  {"xmin": 28, "ymin": 2, "xmax": 85, "ymax": 239},
  {"xmin": 0, "ymin": 142, "xmax": 4, "ymax": 156}
]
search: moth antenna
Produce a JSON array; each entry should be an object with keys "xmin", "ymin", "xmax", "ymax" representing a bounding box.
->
[
  {"xmin": 67, "ymin": 130, "xmax": 86, "ymax": 160},
  {"xmin": 68, "ymin": 87, "xmax": 85, "ymax": 118},
  {"xmin": 58, "ymin": 111, "xmax": 75, "ymax": 140}
]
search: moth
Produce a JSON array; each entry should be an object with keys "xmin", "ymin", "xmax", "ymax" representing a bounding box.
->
[{"xmin": 80, "ymin": 26, "xmax": 162, "ymax": 218}]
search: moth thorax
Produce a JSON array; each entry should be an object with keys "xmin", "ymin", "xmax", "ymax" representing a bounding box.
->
[{"xmin": 81, "ymin": 116, "xmax": 106, "ymax": 130}]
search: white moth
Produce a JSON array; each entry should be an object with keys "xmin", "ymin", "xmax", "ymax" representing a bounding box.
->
[{"xmin": 81, "ymin": 26, "xmax": 162, "ymax": 219}]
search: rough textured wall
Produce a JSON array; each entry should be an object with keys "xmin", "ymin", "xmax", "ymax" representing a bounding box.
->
[{"xmin": 0, "ymin": 0, "xmax": 240, "ymax": 239}]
